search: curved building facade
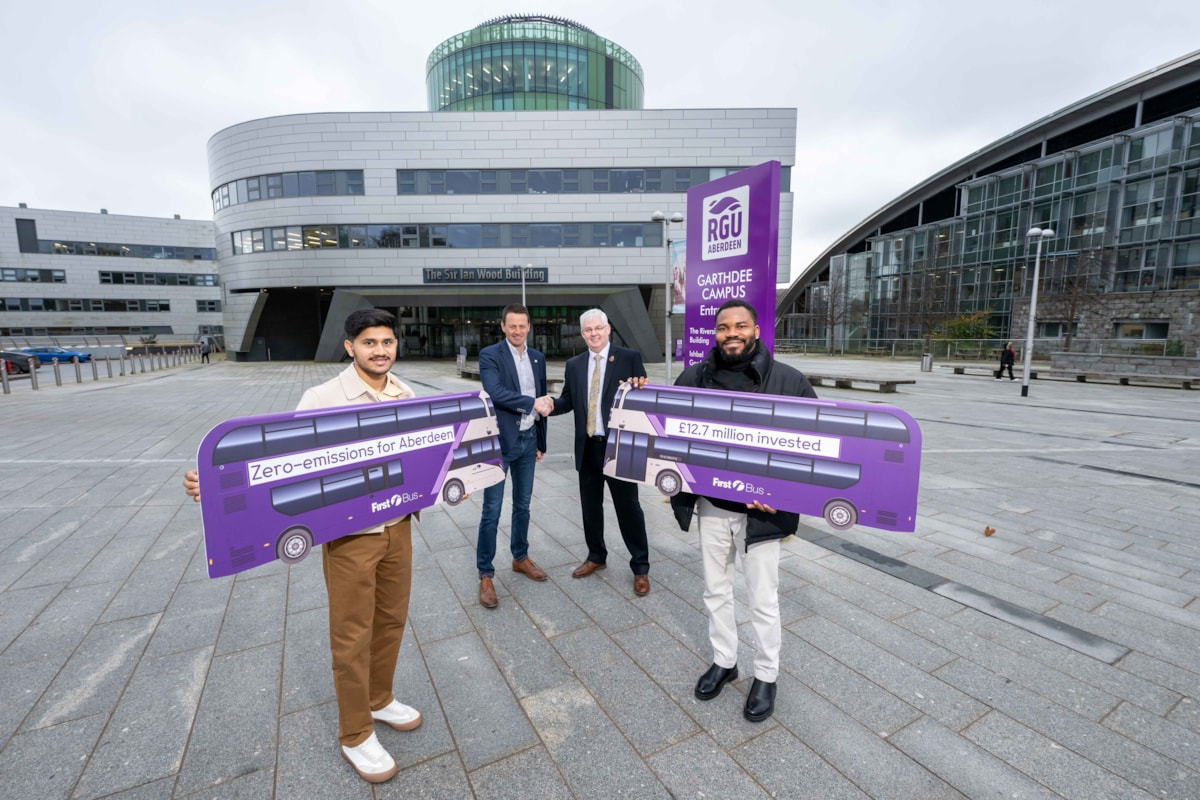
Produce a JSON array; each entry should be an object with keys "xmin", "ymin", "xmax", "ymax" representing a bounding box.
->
[
  {"xmin": 426, "ymin": 15, "xmax": 644, "ymax": 111},
  {"xmin": 207, "ymin": 108, "xmax": 794, "ymax": 361},
  {"xmin": 778, "ymin": 50, "xmax": 1200, "ymax": 356}
]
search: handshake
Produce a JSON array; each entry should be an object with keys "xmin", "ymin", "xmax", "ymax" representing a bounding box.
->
[{"xmin": 532, "ymin": 395, "xmax": 555, "ymax": 417}]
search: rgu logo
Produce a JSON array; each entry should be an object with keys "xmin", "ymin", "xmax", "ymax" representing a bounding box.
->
[{"xmin": 701, "ymin": 185, "xmax": 749, "ymax": 261}]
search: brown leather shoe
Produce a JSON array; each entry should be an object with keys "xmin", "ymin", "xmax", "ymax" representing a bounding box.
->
[
  {"xmin": 633, "ymin": 574, "xmax": 650, "ymax": 596},
  {"xmin": 572, "ymin": 560, "xmax": 607, "ymax": 578},
  {"xmin": 512, "ymin": 557, "xmax": 547, "ymax": 581},
  {"xmin": 479, "ymin": 577, "xmax": 498, "ymax": 608}
]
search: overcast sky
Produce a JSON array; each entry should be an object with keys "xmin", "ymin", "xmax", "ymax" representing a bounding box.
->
[{"xmin": 3, "ymin": 0, "xmax": 1199, "ymax": 283}]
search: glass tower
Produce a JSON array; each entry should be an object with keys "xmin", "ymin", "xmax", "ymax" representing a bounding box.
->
[{"xmin": 426, "ymin": 15, "xmax": 644, "ymax": 111}]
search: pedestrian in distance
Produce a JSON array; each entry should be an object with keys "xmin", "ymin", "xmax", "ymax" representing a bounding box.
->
[
  {"xmin": 200, "ymin": 339, "xmax": 211, "ymax": 364},
  {"xmin": 474, "ymin": 303, "xmax": 552, "ymax": 609},
  {"xmin": 182, "ymin": 308, "xmax": 422, "ymax": 784},
  {"xmin": 542, "ymin": 309, "xmax": 651, "ymax": 596},
  {"xmin": 997, "ymin": 341, "xmax": 1016, "ymax": 380},
  {"xmin": 668, "ymin": 299, "xmax": 817, "ymax": 723}
]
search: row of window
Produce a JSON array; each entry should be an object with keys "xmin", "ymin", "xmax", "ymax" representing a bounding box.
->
[
  {"xmin": 2, "ymin": 268, "xmax": 65, "ymax": 283},
  {"xmin": 0, "ymin": 325, "xmax": 224, "ymax": 337},
  {"xmin": 99, "ymin": 271, "xmax": 218, "ymax": 286},
  {"xmin": 397, "ymin": 167, "xmax": 751, "ymax": 195},
  {"xmin": 211, "ymin": 170, "xmax": 365, "ymax": 212},
  {"xmin": 2, "ymin": 298, "xmax": 174, "ymax": 313},
  {"xmin": 963, "ymin": 118, "xmax": 1200, "ymax": 213},
  {"xmin": 36, "ymin": 241, "xmax": 216, "ymax": 260},
  {"xmin": 231, "ymin": 221, "xmax": 664, "ymax": 254}
]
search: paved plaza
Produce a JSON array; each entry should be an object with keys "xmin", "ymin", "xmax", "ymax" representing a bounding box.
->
[{"xmin": 1, "ymin": 353, "xmax": 1198, "ymax": 799}]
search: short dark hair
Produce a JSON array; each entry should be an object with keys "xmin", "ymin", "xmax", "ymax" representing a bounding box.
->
[
  {"xmin": 716, "ymin": 299, "xmax": 757, "ymax": 324},
  {"xmin": 344, "ymin": 308, "xmax": 398, "ymax": 340},
  {"xmin": 501, "ymin": 303, "xmax": 531, "ymax": 325}
]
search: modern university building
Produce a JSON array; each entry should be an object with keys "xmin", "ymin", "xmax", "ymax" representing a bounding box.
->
[
  {"xmin": 777, "ymin": 50, "xmax": 1200, "ymax": 357},
  {"xmin": 0, "ymin": 15, "xmax": 796, "ymax": 361}
]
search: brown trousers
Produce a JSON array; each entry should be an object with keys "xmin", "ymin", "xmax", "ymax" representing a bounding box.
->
[{"xmin": 322, "ymin": 518, "xmax": 413, "ymax": 747}]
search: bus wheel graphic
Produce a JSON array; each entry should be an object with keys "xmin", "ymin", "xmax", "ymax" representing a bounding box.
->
[
  {"xmin": 823, "ymin": 500, "xmax": 857, "ymax": 530},
  {"xmin": 443, "ymin": 478, "xmax": 467, "ymax": 506},
  {"xmin": 277, "ymin": 527, "xmax": 313, "ymax": 564},
  {"xmin": 655, "ymin": 469, "xmax": 682, "ymax": 496}
]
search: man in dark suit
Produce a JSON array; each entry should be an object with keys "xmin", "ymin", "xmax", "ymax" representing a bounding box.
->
[
  {"xmin": 545, "ymin": 309, "xmax": 651, "ymax": 596},
  {"xmin": 475, "ymin": 303, "xmax": 551, "ymax": 609}
]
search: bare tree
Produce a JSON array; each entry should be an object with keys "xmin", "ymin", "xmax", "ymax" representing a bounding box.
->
[{"xmin": 1033, "ymin": 248, "xmax": 1112, "ymax": 352}]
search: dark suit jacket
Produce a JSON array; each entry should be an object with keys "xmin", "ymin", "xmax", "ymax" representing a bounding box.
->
[
  {"xmin": 478, "ymin": 340, "xmax": 548, "ymax": 458},
  {"xmin": 551, "ymin": 344, "xmax": 646, "ymax": 471}
]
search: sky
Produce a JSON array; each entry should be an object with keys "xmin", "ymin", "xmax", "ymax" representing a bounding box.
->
[{"xmin": 3, "ymin": 0, "xmax": 1199, "ymax": 284}]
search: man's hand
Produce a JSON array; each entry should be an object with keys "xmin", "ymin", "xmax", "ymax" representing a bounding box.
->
[
  {"xmin": 183, "ymin": 468, "xmax": 201, "ymax": 502},
  {"xmin": 533, "ymin": 395, "xmax": 554, "ymax": 416},
  {"xmin": 746, "ymin": 500, "xmax": 777, "ymax": 514},
  {"xmin": 624, "ymin": 376, "xmax": 649, "ymax": 390},
  {"xmin": 536, "ymin": 450, "xmax": 545, "ymax": 462}
]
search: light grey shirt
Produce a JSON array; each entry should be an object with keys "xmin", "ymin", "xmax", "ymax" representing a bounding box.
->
[{"xmin": 506, "ymin": 340, "xmax": 537, "ymax": 431}]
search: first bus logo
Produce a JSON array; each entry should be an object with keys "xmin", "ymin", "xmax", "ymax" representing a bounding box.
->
[{"xmin": 701, "ymin": 184, "xmax": 749, "ymax": 261}]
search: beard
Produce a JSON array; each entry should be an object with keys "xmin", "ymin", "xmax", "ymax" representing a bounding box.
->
[{"xmin": 714, "ymin": 336, "xmax": 758, "ymax": 368}]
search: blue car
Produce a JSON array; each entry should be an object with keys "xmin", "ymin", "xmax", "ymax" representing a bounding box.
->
[{"xmin": 23, "ymin": 346, "xmax": 93, "ymax": 364}]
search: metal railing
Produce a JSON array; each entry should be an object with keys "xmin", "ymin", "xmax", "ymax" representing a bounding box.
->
[{"xmin": 772, "ymin": 338, "xmax": 1194, "ymax": 360}]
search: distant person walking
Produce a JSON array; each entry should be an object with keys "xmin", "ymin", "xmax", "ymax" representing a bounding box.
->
[
  {"xmin": 200, "ymin": 340, "xmax": 211, "ymax": 364},
  {"xmin": 997, "ymin": 341, "xmax": 1015, "ymax": 380}
]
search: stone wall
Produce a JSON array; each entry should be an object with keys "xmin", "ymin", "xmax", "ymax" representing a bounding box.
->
[
  {"xmin": 1050, "ymin": 352, "xmax": 1200, "ymax": 376},
  {"xmin": 1011, "ymin": 288, "xmax": 1200, "ymax": 355}
]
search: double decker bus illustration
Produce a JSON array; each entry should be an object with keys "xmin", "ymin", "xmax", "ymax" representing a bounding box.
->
[
  {"xmin": 197, "ymin": 390, "xmax": 502, "ymax": 578},
  {"xmin": 603, "ymin": 383, "xmax": 921, "ymax": 532}
]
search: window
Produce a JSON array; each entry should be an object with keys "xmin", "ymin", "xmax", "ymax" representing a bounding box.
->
[{"xmin": 197, "ymin": 300, "xmax": 222, "ymax": 312}]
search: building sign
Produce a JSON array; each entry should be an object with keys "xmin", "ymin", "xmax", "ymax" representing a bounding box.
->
[
  {"xmin": 423, "ymin": 266, "xmax": 548, "ymax": 284},
  {"xmin": 683, "ymin": 161, "xmax": 781, "ymax": 368}
]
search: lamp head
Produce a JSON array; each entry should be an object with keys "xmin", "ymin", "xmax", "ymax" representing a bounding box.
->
[
  {"xmin": 1027, "ymin": 227, "xmax": 1055, "ymax": 239},
  {"xmin": 651, "ymin": 210, "xmax": 665, "ymax": 222}
]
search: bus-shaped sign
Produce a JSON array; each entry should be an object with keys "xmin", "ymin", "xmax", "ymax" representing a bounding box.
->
[
  {"xmin": 603, "ymin": 383, "xmax": 921, "ymax": 532},
  {"xmin": 197, "ymin": 390, "xmax": 503, "ymax": 578}
]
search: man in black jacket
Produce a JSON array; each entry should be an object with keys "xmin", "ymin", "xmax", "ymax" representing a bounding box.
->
[
  {"xmin": 670, "ymin": 299, "xmax": 817, "ymax": 723},
  {"xmin": 546, "ymin": 309, "xmax": 651, "ymax": 595}
]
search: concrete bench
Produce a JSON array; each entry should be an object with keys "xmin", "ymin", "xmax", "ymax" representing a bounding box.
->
[
  {"xmin": 864, "ymin": 347, "xmax": 889, "ymax": 357},
  {"xmin": 951, "ymin": 350, "xmax": 985, "ymax": 360},
  {"xmin": 943, "ymin": 365, "xmax": 1039, "ymax": 379},
  {"xmin": 1063, "ymin": 373, "xmax": 1194, "ymax": 390},
  {"xmin": 805, "ymin": 374, "xmax": 916, "ymax": 393}
]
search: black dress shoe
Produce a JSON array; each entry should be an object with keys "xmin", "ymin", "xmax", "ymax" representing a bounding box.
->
[
  {"xmin": 694, "ymin": 663, "xmax": 738, "ymax": 700},
  {"xmin": 743, "ymin": 678, "xmax": 776, "ymax": 722}
]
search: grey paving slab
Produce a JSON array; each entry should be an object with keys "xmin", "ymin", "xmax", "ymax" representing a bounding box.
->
[
  {"xmin": 2, "ymin": 357, "xmax": 1200, "ymax": 798},
  {"xmin": 0, "ymin": 712, "xmax": 108, "ymax": 800}
]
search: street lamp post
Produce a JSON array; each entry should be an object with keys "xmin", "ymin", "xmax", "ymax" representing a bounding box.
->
[
  {"xmin": 651, "ymin": 210, "xmax": 684, "ymax": 381},
  {"xmin": 1021, "ymin": 226, "xmax": 1054, "ymax": 398},
  {"xmin": 517, "ymin": 263, "xmax": 532, "ymax": 307}
]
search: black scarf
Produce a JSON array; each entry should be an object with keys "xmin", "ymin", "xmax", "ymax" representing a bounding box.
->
[{"xmin": 709, "ymin": 339, "xmax": 760, "ymax": 392}]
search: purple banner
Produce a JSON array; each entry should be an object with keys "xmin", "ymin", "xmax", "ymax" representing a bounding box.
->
[{"xmin": 683, "ymin": 161, "xmax": 781, "ymax": 368}]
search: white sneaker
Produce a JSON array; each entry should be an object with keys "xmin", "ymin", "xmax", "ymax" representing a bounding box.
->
[
  {"xmin": 371, "ymin": 699, "xmax": 423, "ymax": 731},
  {"xmin": 341, "ymin": 732, "xmax": 397, "ymax": 783}
]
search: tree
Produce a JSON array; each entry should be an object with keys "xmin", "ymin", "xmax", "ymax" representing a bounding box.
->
[
  {"xmin": 1030, "ymin": 248, "xmax": 1111, "ymax": 352},
  {"xmin": 941, "ymin": 309, "xmax": 997, "ymax": 341}
]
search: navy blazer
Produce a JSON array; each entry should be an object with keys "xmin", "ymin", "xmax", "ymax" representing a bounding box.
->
[
  {"xmin": 478, "ymin": 340, "xmax": 548, "ymax": 458},
  {"xmin": 551, "ymin": 344, "xmax": 646, "ymax": 471}
]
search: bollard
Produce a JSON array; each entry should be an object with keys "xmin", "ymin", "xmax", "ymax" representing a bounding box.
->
[
  {"xmin": 90, "ymin": 358, "xmax": 99, "ymax": 381},
  {"xmin": 30, "ymin": 360, "xmax": 40, "ymax": 390},
  {"xmin": 119, "ymin": 355, "xmax": 126, "ymax": 376},
  {"xmin": 105, "ymin": 356, "xmax": 113, "ymax": 378},
  {"xmin": 139, "ymin": 354, "xmax": 146, "ymax": 372},
  {"xmin": 53, "ymin": 358, "xmax": 63, "ymax": 386},
  {"xmin": 73, "ymin": 356, "xmax": 83, "ymax": 383},
  {"xmin": 1, "ymin": 360, "xmax": 10, "ymax": 395}
]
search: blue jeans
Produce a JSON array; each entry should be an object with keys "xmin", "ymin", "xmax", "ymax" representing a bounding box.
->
[{"xmin": 476, "ymin": 427, "xmax": 537, "ymax": 577}]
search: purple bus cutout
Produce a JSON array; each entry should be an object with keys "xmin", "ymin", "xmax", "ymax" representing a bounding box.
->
[
  {"xmin": 683, "ymin": 160, "xmax": 781, "ymax": 369},
  {"xmin": 603, "ymin": 383, "xmax": 922, "ymax": 532},
  {"xmin": 197, "ymin": 390, "xmax": 504, "ymax": 578}
]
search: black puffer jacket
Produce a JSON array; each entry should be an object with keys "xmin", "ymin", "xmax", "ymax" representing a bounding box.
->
[{"xmin": 669, "ymin": 343, "xmax": 817, "ymax": 550}]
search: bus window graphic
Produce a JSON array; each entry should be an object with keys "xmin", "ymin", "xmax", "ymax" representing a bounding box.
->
[
  {"xmin": 197, "ymin": 390, "xmax": 503, "ymax": 578},
  {"xmin": 603, "ymin": 384, "xmax": 921, "ymax": 532}
]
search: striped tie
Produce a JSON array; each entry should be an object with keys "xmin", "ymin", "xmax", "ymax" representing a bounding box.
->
[{"xmin": 586, "ymin": 353, "xmax": 602, "ymax": 437}]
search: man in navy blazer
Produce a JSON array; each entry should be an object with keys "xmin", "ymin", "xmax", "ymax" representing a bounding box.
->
[
  {"xmin": 475, "ymin": 303, "xmax": 551, "ymax": 609},
  {"xmin": 547, "ymin": 309, "xmax": 651, "ymax": 596}
]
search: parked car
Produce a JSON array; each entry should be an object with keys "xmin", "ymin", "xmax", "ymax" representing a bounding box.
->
[
  {"xmin": 23, "ymin": 346, "xmax": 92, "ymax": 364},
  {"xmin": 1, "ymin": 349, "xmax": 42, "ymax": 373}
]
